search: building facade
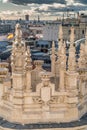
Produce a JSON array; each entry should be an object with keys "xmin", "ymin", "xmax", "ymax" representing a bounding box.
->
[
  {"xmin": 0, "ymin": 24, "xmax": 87, "ymax": 130},
  {"xmin": 43, "ymin": 22, "xmax": 60, "ymax": 41}
]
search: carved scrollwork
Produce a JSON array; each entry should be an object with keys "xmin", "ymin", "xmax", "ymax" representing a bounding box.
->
[
  {"xmin": 33, "ymin": 97, "xmax": 44, "ymax": 104},
  {"xmin": 49, "ymin": 96, "xmax": 58, "ymax": 104}
]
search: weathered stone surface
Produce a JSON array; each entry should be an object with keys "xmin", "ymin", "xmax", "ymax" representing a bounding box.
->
[{"xmin": 0, "ymin": 24, "xmax": 87, "ymax": 129}]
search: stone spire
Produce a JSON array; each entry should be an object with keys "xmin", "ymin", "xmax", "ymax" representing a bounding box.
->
[
  {"xmin": 51, "ymin": 41, "xmax": 55, "ymax": 54},
  {"xmin": 58, "ymin": 24, "xmax": 63, "ymax": 49},
  {"xmin": 56, "ymin": 26, "xmax": 64, "ymax": 77},
  {"xmin": 11, "ymin": 23, "xmax": 25, "ymax": 72},
  {"xmin": 25, "ymin": 46, "xmax": 32, "ymax": 70},
  {"xmin": 59, "ymin": 24, "xmax": 63, "ymax": 41},
  {"xmin": 57, "ymin": 24, "xmax": 64, "ymax": 60},
  {"xmin": 15, "ymin": 23, "xmax": 22, "ymax": 43},
  {"xmin": 70, "ymin": 26, "xmax": 75, "ymax": 44},
  {"xmin": 50, "ymin": 41, "xmax": 56, "ymax": 75},
  {"xmin": 78, "ymin": 44, "xmax": 86, "ymax": 69},
  {"xmin": 58, "ymin": 41, "xmax": 66, "ymax": 91},
  {"xmin": 68, "ymin": 26, "xmax": 76, "ymax": 71},
  {"xmin": 25, "ymin": 46, "xmax": 32, "ymax": 92},
  {"xmin": 59, "ymin": 41, "xmax": 66, "ymax": 70}
]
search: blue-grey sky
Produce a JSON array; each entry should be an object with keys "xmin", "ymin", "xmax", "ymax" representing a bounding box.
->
[{"xmin": 0, "ymin": 0, "xmax": 87, "ymax": 20}]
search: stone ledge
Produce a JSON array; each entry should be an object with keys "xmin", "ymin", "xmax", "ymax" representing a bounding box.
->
[{"xmin": 0, "ymin": 113, "xmax": 87, "ymax": 129}]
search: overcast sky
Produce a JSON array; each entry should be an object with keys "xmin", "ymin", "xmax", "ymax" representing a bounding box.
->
[{"xmin": 0, "ymin": 0, "xmax": 87, "ymax": 20}]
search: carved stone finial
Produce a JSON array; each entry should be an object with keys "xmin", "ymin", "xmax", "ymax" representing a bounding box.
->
[
  {"xmin": 15, "ymin": 23, "xmax": 22, "ymax": 43},
  {"xmin": 40, "ymin": 72, "xmax": 51, "ymax": 81},
  {"xmin": 34, "ymin": 60, "xmax": 44, "ymax": 69},
  {"xmin": 68, "ymin": 27, "xmax": 76, "ymax": 71},
  {"xmin": 59, "ymin": 24, "xmax": 63, "ymax": 41},
  {"xmin": 25, "ymin": 46, "xmax": 32, "ymax": 69},
  {"xmin": 59, "ymin": 42, "xmax": 66, "ymax": 70},
  {"xmin": 50, "ymin": 41, "xmax": 56, "ymax": 75},
  {"xmin": 52, "ymin": 41, "xmax": 55, "ymax": 54},
  {"xmin": 27, "ymin": 46, "xmax": 31, "ymax": 56},
  {"xmin": 58, "ymin": 25, "xmax": 63, "ymax": 49}
]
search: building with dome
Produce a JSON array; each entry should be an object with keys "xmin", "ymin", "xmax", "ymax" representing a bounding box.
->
[{"xmin": 0, "ymin": 23, "xmax": 87, "ymax": 130}]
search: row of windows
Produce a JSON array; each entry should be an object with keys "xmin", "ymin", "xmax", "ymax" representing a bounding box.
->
[
  {"xmin": 36, "ymin": 44, "xmax": 49, "ymax": 48},
  {"xmin": 68, "ymin": 29, "xmax": 85, "ymax": 35}
]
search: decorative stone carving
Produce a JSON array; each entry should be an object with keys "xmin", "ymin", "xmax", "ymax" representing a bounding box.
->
[
  {"xmin": 58, "ymin": 24, "xmax": 63, "ymax": 48},
  {"xmin": 50, "ymin": 41, "xmax": 56, "ymax": 75},
  {"xmin": 0, "ymin": 23, "xmax": 87, "ymax": 125},
  {"xmin": 15, "ymin": 23, "xmax": 22, "ymax": 43},
  {"xmin": 25, "ymin": 46, "xmax": 32, "ymax": 69},
  {"xmin": 68, "ymin": 26, "xmax": 76, "ymax": 71}
]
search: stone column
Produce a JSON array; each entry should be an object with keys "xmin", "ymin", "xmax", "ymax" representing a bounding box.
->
[
  {"xmin": 59, "ymin": 69, "xmax": 65, "ymax": 91},
  {"xmin": 25, "ymin": 46, "xmax": 32, "ymax": 92},
  {"xmin": 26, "ymin": 66, "xmax": 32, "ymax": 92},
  {"xmin": 40, "ymin": 72, "xmax": 51, "ymax": 111},
  {"xmin": 59, "ymin": 43, "xmax": 66, "ymax": 91},
  {"xmin": 10, "ymin": 24, "xmax": 26, "ymax": 122},
  {"xmin": 68, "ymin": 26, "xmax": 76, "ymax": 72},
  {"xmin": 50, "ymin": 41, "xmax": 56, "ymax": 76},
  {"xmin": 0, "ymin": 66, "xmax": 8, "ymax": 105},
  {"xmin": 65, "ymin": 71, "xmax": 79, "ymax": 120}
]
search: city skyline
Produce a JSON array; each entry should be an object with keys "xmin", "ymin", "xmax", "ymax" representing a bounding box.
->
[{"xmin": 0, "ymin": 0, "xmax": 87, "ymax": 20}]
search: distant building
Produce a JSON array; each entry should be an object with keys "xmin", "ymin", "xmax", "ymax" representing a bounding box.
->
[
  {"xmin": 62, "ymin": 14, "xmax": 87, "ymax": 42},
  {"xmin": 80, "ymin": 13, "xmax": 87, "ymax": 23},
  {"xmin": 25, "ymin": 14, "xmax": 29, "ymax": 21},
  {"xmin": 0, "ymin": 23, "xmax": 12, "ymax": 34},
  {"xmin": 29, "ymin": 24, "xmax": 43, "ymax": 37},
  {"xmin": 62, "ymin": 23, "xmax": 86, "ymax": 41},
  {"xmin": 43, "ymin": 22, "xmax": 60, "ymax": 41}
]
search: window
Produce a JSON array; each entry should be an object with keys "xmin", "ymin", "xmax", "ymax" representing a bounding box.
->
[
  {"xmin": 41, "ymin": 45, "xmax": 44, "ymax": 48},
  {"xmin": 68, "ymin": 30, "xmax": 71, "ymax": 35},
  {"xmin": 74, "ymin": 30, "xmax": 76, "ymax": 34},
  {"xmin": 45, "ymin": 45, "xmax": 48, "ymax": 48},
  {"xmin": 82, "ymin": 30, "xmax": 84, "ymax": 34}
]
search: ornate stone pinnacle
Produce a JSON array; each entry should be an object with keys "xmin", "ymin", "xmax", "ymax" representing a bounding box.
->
[
  {"xmin": 27, "ymin": 46, "xmax": 31, "ymax": 56},
  {"xmin": 59, "ymin": 42, "xmax": 66, "ymax": 70},
  {"xmin": 34, "ymin": 60, "xmax": 44, "ymax": 69},
  {"xmin": 52, "ymin": 41, "xmax": 55, "ymax": 54},
  {"xmin": 58, "ymin": 25, "xmax": 64, "ymax": 50},
  {"xmin": 15, "ymin": 23, "xmax": 22, "ymax": 43},
  {"xmin": 59, "ymin": 24, "xmax": 63, "ymax": 40},
  {"xmin": 68, "ymin": 27, "xmax": 76, "ymax": 72},
  {"xmin": 25, "ymin": 46, "xmax": 32, "ymax": 70},
  {"xmin": 52, "ymin": 41, "xmax": 55, "ymax": 47}
]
